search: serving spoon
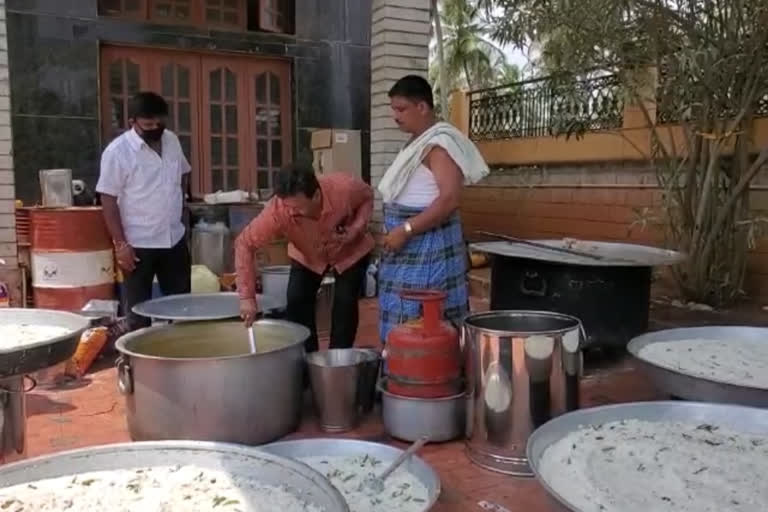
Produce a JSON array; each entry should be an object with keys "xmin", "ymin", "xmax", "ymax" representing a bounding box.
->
[{"xmin": 359, "ymin": 436, "xmax": 429, "ymax": 494}]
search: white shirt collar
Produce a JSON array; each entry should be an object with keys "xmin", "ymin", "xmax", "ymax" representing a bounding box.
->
[{"xmin": 126, "ymin": 128, "xmax": 147, "ymax": 152}]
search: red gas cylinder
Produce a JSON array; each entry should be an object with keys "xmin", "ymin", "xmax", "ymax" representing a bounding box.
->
[{"xmin": 385, "ymin": 289, "xmax": 462, "ymax": 398}]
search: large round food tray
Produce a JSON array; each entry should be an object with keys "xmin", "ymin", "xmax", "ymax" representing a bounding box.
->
[
  {"xmin": 261, "ymin": 438, "xmax": 441, "ymax": 510},
  {"xmin": 0, "ymin": 440, "xmax": 349, "ymax": 511},
  {"xmin": 627, "ymin": 326, "xmax": 768, "ymax": 407},
  {"xmin": 526, "ymin": 401, "xmax": 768, "ymax": 512},
  {"xmin": 470, "ymin": 239, "xmax": 685, "ymax": 267},
  {"xmin": 0, "ymin": 308, "xmax": 90, "ymax": 378},
  {"xmin": 132, "ymin": 292, "xmax": 282, "ymax": 322}
]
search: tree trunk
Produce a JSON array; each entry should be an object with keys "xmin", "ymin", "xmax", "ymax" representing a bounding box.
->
[{"xmin": 431, "ymin": 0, "xmax": 450, "ymax": 116}]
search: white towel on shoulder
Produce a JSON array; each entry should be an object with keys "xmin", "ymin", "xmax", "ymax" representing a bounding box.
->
[{"xmin": 377, "ymin": 121, "xmax": 490, "ymax": 203}]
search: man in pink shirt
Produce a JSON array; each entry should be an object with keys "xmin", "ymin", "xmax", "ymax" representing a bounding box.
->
[{"xmin": 235, "ymin": 162, "xmax": 374, "ymax": 353}]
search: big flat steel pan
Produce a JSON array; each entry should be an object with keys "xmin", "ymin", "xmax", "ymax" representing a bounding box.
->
[
  {"xmin": 0, "ymin": 440, "xmax": 349, "ymax": 511},
  {"xmin": 262, "ymin": 438, "xmax": 441, "ymax": 511},
  {"xmin": 628, "ymin": 326, "xmax": 768, "ymax": 407},
  {"xmin": 132, "ymin": 292, "xmax": 282, "ymax": 322},
  {"xmin": 0, "ymin": 309, "xmax": 90, "ymax": 378},
  {"xmin": 526, "ymin": 401, "xmax": 768, "ymax": 512}
]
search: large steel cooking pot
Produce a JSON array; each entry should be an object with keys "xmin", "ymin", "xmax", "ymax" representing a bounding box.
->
[
  {"xmin": 471, "ymin": 240, "xmax": 685, "ymax": 349},
  {"xmin": 115, "ymin": 319, "xmax": 310, "ymax": 445}
]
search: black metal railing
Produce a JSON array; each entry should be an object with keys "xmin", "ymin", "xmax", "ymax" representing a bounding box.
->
[{"xmin": 468, "ymin": 74, "xmax": 625, "ymax": 141}]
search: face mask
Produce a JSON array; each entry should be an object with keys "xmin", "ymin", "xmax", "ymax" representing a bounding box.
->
[{"xmin": 139, "ymin": 125, "xmax": 165, "ymax": 143}]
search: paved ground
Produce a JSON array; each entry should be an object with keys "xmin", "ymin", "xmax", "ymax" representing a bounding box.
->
[{"xmin": 24, "ymin": 298, "xmax": 664, "ymax": 511}]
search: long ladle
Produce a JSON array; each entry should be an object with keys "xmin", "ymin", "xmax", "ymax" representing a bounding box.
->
[
  {"xmin": 359, "ymin": 436, "xmax": 429, "ymax": 494},
  {"xmin": 246, "ymin": 325, "xmax": 257, "ymax": 353},
  {"xmin": 476, "ymin": 231, "xmax": 605, "ymax": 261}
]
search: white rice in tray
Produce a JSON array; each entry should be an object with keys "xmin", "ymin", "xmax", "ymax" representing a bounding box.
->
[
  {"xmin": 0, "ymin": 465, "xmax": 325, "ymax": 512},
  {"xmin": 637, "ymin": 338, "xmax": 768, "ymax": 389},
  {"xmin": 0, "ymin": 324, "xmax": 72, "ymax": 351},
  {"xmin": 300, "ymin": 455, "xmax": 430, "ymax": 512},
  {"xmin": 539, "ymin": 419, "xmax": 768, "ymax": 512}
]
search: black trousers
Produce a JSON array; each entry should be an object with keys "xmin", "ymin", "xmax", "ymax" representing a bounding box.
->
[
  {"xmin": 123, "ymin": 239, "xmax": 191, "ymax": 331},
  {"xmin": 286, "ymin": 255, "xmax": 369, "ymax": 353}
]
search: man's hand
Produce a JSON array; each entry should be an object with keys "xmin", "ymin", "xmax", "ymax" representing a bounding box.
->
[
  {"xmin": 115, "ymin": 243, "xmax": 139, "ymax": 273},
  {"xmin": 325, "ymin": 227, "xmax": 352, "ymax": 260},
  {"xmin": 240, "ymin": 298, "xmax": 258, "ymax": 327},
  {"xmin": 383, "ymin": 224, "xmax": 410, "ymax": 253}
]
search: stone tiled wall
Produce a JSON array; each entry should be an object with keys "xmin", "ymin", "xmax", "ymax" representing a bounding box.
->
[
  {"xmin": 369, "ymin": 0, "xmax": 430, "ymax": 225},
  {"xmin": 0, "ymin": 0, "xmax": 19, "ymax": 304},
  {"xmin": 0, "ymin": 0, "xmax": 16, "ymax": 269}
]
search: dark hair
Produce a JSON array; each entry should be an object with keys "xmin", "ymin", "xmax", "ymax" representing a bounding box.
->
[
  {"xmin": 128, "ymin": 92, "xmax": 169, "ymax": 120},
  {"xmin": 274, "ymin": 162, "xmax": 320, "ymax": 199},
  {"xmin": 388, "ymin": 75, "xmax": 434, "ymax": 109}
]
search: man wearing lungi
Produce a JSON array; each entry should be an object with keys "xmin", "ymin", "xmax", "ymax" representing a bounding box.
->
[{"xmin": 378, "ymin": 75, "xmax": 490, "ymax": 342}]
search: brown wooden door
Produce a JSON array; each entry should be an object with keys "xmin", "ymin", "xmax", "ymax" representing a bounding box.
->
[
  {"xmin": 149, "ymin": 53, "xmax": 203, "ymax": 195},
  {"xmin": 100, "ymin": 46, "xmax": 153, "ymax": 142},
  {"xmin": 100, "ymin": 46, "xmax": 292, "ymax": 195},
  {"xmin": 201, "ymin": 57, "xmax": 250, "ymax": 192},
  {"xmin": 245, "ymin": 61, "xmax": 292, "ymax": 191}
]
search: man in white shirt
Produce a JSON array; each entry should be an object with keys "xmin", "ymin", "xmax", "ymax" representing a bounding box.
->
[{"xmin": 96, "ymin": 92, "xmax": 192, "ymax": 330}]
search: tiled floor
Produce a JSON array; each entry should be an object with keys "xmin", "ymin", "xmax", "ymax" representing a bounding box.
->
[{"xmin": 22, "ymin": 299, "xmax": 661, "ymax": 512}]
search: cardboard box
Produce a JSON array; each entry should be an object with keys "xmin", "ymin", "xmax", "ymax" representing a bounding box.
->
[{"xmin": 311, "ymin": 129, "xmax": 362, "ymax": 179}]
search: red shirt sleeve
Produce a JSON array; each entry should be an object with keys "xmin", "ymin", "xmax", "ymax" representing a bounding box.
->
[{"xmin": 234, "ymin": 201, "xmax": 282, "ymax": 300}]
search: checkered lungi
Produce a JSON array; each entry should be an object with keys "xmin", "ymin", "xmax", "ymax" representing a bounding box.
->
[{"xmin": 378, "ymin": 203, "xmax": 469, "ymax": 342}]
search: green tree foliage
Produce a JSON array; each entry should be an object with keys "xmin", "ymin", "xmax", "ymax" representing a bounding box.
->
[
  {"xmin": 430, "ymin": 0, "xmax": 520, "ymax": 106},
  {"xmin": 479, "ymin": 0, "xmax": 768, "ymax": 305}
]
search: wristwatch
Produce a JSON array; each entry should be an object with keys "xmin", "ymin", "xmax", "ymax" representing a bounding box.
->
[{"xmin": 403, "ymin": 221, "xmax": 413, "ymax": 235}]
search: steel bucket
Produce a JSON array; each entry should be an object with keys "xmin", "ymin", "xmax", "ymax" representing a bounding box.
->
[
  {"xmin": 261, "ymin": 265, "xmax": 290, "ymax": 309},
  {"xmin": 463, "ymin": 310, "xmax": 584, "ymax": 477},
  {"xmin": 306, "ymin": 349, "xmax": 378, "ymax": 432}
]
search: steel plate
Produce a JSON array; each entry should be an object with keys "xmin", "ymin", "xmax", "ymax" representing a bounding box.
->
[
  {"xmin": 0, "ymin": 309, "xmax": 90, "ymax": 378},
  {"xmin": 132, "ymin": 292, "xmax": 281, "ymax": 322},
  {"xmin": 527, "ymin": 401, "xmax": 768, "ymax": 512},
  {"xmin": 262, "ymin": 438, "xmax": 441, "ymax": 510},
  {"xmin": 0, "ymin": 440, "xmax": 349, "ymax": 511},
  {"xmin": 471, "ymin": 239, "xmax": 685, "ymax": 267},
  {"xmin": 628, "ymin": 326, "xmax": 768, "ymax": 407}
]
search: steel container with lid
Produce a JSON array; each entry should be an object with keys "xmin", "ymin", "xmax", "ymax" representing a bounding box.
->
[{"xmin": 463, "ymin": 310, "xmax": 584, "ymax": 476}]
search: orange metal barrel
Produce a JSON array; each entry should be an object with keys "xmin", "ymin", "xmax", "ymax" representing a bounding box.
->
[
  {"xmin": 384, "ymin": 289, "xmax": 462, "ymax": 398},
  {"xmin": 30, "ymin": 207, "xmax": 115, "ymax": 311}
]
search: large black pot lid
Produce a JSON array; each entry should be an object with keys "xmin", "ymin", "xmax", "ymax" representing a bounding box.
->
[{"xmin": 470, "ymin": 239, "xmax": 686, "ymax": 267}]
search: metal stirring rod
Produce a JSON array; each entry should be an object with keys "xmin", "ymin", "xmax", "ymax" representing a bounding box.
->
[{"xmin": 247, "ymin": 326, "xmax": 257, "ymax": 353}]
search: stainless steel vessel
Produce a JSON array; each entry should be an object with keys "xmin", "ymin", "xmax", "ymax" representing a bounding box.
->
[
  {"xmin": 463, "ymin": 310, "xmax": 583, "ymax": 476},
  {"xmin": 261, "ymin": 265, "xmax": 290, "ymax": 308},
  {"xmin": 1, "ymin": 308, "xmax": 90, "ymax": 464},
  {"xmin": 262, "ymin": 438, "xmax": 441, "ymax": 511},
  {"xmin": 0, "ymin": 309, "xmax": 90, "ymax": 379},
  {"xmin": 0, "ymin": 440, "xmax": 350, "ymax": 511},
  {"xmin": 628, "ymin": 326, "xmax": 768, "ymax": 407},
  {"xmin": 379, "ymin": 377, "xmax": 465, "ymax": 443},
  {"xmin": 132, "ymin": 292, "xmax": 282, "ymax": 322},
  {"xmin": 0, "ymin": 376, "xmax": 34, "ymax": 464},
  {"xmin": 115, "ymin": 319, "xmax": 309, "ymax": 445},
  {"xmin": 527, "ymin": 401, "xmax": 768, "ymax": 512}
]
